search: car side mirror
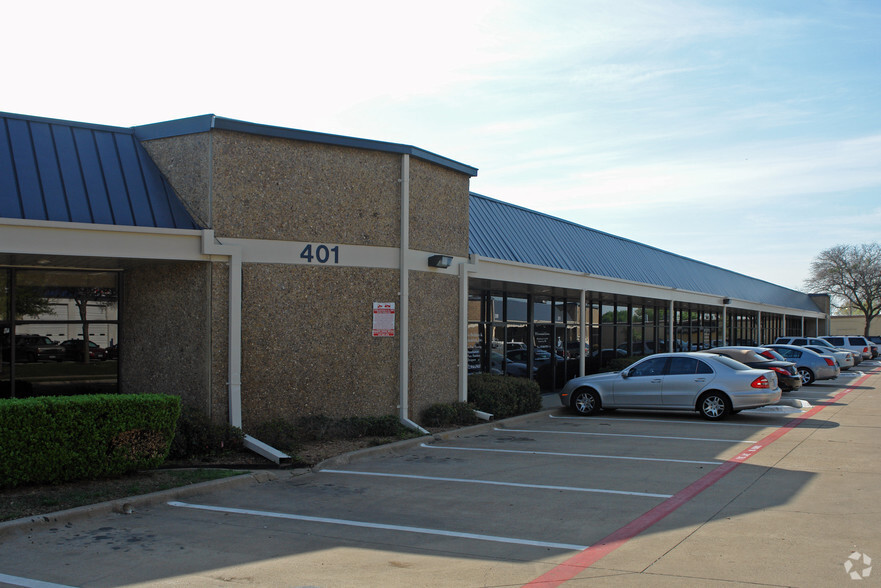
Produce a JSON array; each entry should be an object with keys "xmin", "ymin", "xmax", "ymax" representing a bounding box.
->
[{"xmin": 620, "ymin": 369, "xmax": 630, "ymax": 379}]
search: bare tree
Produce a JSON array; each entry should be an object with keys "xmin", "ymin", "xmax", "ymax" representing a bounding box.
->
[{"xmin": 805, "ymin": 243, "xmax": 881, "ymax": 337}]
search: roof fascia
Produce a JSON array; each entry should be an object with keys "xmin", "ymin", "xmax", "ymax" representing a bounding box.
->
[{"xmin": 133, "ymin": 115, "xmax": 478, "ymax": 177}]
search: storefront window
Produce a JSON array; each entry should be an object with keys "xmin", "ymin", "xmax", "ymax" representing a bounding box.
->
[{"xmin": 2, "ymin": 268, "xmax": 119, "ymax": 399}]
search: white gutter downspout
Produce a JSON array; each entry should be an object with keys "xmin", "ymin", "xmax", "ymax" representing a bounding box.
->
[
  {"xmin": 722, "ymin": 304, "xmax": 728, "ymax": 346},
  {"xmin": 201, "ymin": 229, "xmax": 291, "ymax": 464},
  {"xmin": 668, "ymin": 300, "xmax": 675, "ymax": 352},
  {"xmin": 399, "ymin": 154, "xmax": 429, "ymax": 435},
  {"xmin": 579, "ymin": 290, "xmax": 586, "ymax": 377}
]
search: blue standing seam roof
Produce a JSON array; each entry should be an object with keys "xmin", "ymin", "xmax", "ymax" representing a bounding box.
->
[
  {"xmin": 468, "ymin": 193, "xmax": 822, "ymax": 313},
  {"xmin": 0, "ymin": 112, "xmax": 200, "ymax": 230}
]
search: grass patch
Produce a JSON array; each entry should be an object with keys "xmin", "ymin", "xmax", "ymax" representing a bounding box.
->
[{"xmin": 0, "ymin": 468, "xmax": 243, "ymax": 522}]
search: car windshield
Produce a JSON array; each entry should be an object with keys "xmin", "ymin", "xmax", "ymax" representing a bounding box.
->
[{"xmin": 708, "ymin": 355, "xmax": 752, "ymax": 371}]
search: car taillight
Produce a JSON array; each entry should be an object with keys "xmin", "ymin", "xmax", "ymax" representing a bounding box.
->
[
  {"xmin": 824, "ymin": 357, "xmax": 835, "ymax": 367},
  {"xmin": 862, "ymin": 347, "xmax": 868, "ymax": 354},
  {"xmin": 769, "ymin": 367, "xmax": 788, "ymax": 376},
  {"xmin": 759, "ymin": 351, "xmax": 775, "ymax": 359},
  {"xmin": 751, "ymin": 375, "xmax": 771, "ymax": 389}
]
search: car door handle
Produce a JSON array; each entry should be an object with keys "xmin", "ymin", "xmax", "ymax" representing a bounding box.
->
[
  {"xmin": 694, "ymin": 378, "xmax": 706, "ymax": 382},
  {"xmin": 650, "ymin": 378, "xmax": 662, "ymax": 383}
]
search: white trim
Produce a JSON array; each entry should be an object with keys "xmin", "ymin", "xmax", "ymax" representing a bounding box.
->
[{"xmin": 0, "ymin": 219, "xmax": 208, "ymax": 262}]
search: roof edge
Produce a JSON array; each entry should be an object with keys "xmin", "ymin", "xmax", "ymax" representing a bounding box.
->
[
  {"xmin": 0, "ymin": 111, "xmax": 135, "ymax": 135},
  {"xmin": 134, "ymin": 114, "xmax": 478, "ymax": 177}
]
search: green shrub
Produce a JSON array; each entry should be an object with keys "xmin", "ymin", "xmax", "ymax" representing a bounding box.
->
[
  {"xmin": 467, "ymin": 374, "xmax": 542, "ymax": 419},
  {"xmin": 0, "ymin": 394, "xmax": 180, "ymax": 489},
  {"xmin": 421, "ymin": 402, "xmax": 480, "ymax": 427},
  {"xmin": 168, "ymin": 409, "xmax": 244, "ymax": 460}
]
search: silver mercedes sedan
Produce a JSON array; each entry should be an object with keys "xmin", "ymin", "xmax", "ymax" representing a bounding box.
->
[{"xmin": 559, "ymin": 352, "xmax": 781, "ymax": 420}]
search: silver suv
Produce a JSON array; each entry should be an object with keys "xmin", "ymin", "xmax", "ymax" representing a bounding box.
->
[{"xmin": 820, "ymin": 336, "xmax": 874, "ymax": 359}]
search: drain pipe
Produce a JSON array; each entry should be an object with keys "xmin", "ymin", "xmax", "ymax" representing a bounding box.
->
[
  {"xmin": 201, "ymin": 230, "xmax": 291, "ymax": 464},
  {"xmin": 398, "ymin": 154, "xmax": 429, "ymax": 435}
]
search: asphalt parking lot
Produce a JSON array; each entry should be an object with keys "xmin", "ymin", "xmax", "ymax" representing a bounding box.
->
[{"xmin": 2, "ymin": 362, "xmax": 880, "ymax": 587}]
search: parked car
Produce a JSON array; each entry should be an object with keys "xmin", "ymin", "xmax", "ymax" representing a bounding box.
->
[
  {"xmin": 764, "ymin": 344, "xmax": 840, "ymax": 385},
  {"xmin": 5, "ymin": 335, "xmax": 65, "ymax": 362},
  {"xmin": 60, "ymin": 339, "xmax": 107, "ymax": 361},
  {"xmin": 707, "ymin": 347, "xmax": 802, "ymax": 392},
  {"xmin": 774, "ymin": 336, "xmax": 862, "ymax": 366},
  {"xmin": 819, "ymin": 336, "xmax": 873, "ymax": 359},
  {"xmin": 802, "ymin": 345, "xmax": 854, "ymax": 370},
  {"xmin": 105, "ymin": 343, "xmax": 119, "ymax": 360},
  {"xmin": 559, "ymin": 352, "xmax": 781, "ymax": 420}
]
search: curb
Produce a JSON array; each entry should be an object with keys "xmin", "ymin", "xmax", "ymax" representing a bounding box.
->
[
  {"xmin": 0, "ymin": 409, "xmax": 564, "ymax": 539},
  {"xmin": 0, "ymin": 470, "xmax": 281, "ymax": 540},
  {"xmin": 315, "ymin": 408, "xmax": 564, "ymax": 470}
]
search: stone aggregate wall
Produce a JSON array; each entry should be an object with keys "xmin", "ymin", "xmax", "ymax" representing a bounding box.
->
[
  {"xmin": 239, "ymin": 263, "xmax": 400, "ymax": 428},
  {"xmin": 137, "ymin": 127, "xmax": 471, "ymax": 428},
  {"xmin": 409, "ymin": 157, "xmax": 470, "ymax": 257},
  {"xmin": 211, "ymin": 130, "xmax": 402, "ymax": 244},
  {"xmin": 408, "ymin": 270, "xmax": 460, "ymax": 419},
  {"xmin": 121, "ymin": 262, "xmax": 212, "ymax": 414},
  {"xmin": 140, "ymin": 133, "xmax": 212, "ymax": 228}
]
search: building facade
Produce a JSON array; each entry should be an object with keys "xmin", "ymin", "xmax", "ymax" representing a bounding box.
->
[{"xmin": 1, "ymin": 111, "xmax": 830, "ymax": 451}]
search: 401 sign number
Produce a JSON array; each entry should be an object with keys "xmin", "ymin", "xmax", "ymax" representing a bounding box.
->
[{"xmin": 300, "ymin": 244, "xmax": 340, "ymax": 264}]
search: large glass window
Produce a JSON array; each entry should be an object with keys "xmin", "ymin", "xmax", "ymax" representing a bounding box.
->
[{"xmin": 1, "ymin": 268, "xmax": 120, "ymax": 399}]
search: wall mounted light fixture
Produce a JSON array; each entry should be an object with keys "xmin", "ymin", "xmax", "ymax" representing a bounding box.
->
[{"xmin": 428, "ymin": 255, "xmax": 453, "ymax": 269}]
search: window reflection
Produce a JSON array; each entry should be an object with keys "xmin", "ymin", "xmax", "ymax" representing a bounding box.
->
[{"xmin": 2, "ymin": 269, "xmax": 119, "ymax": 399}]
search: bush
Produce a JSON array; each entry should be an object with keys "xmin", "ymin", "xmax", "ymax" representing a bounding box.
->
[
  {"xmin": 250, "ymin": 414, "xmax": 412, "ymax": 449},
  {"xmin": 467, "ymin": 374, "xmax": 542, "ymax": 419},
  {"xmin": 421, "ymin": 402, "xmax": 480, "ymax": 427},
  {"xmin": 0, "ymin": 394, "xmax": 180, "ymax": 489},
  {"xmin": 168, "ymin": 409, "xmax": 244, "ymax": 460}
]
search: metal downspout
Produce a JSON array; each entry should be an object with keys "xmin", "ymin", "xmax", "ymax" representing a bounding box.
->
[
  {"xmin": 398, "ymin": 154, "xmax": 429, "ymax": 435},
  {"xmin": 201, "ymin": 230, "xmax": 290, "ymax": 464},
  {"xmin": 579, "ymin": 290, "xmax": 586, "ymax": 377},
  {"xmin": 668, "ymin": 300, "xmax": 675, "ymax": 352},
  {"xmin": 722, "ymin": 305, "xmax": 728, "ymax": 346}
]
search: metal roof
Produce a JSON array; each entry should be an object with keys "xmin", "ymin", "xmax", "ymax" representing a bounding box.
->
[
  {"xmin": 469, "ymin": 193, "xmax": 821, "ymax": 312},
  {"xmin": 0, "ymin": 112, "xmax": 200, "ymax": 229},
  {"xmin": 134, "ymin": 115, "xmax": 479, "ymax": 177}
]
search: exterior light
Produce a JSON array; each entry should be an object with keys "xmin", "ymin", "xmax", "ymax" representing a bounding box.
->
[
  {"xmin": 428, "ymin": 255, "xmax": 453, "ymax": 269},
  {"xmin": 722, "ymin": 298, "xmax": 731, "ymax": 305}
]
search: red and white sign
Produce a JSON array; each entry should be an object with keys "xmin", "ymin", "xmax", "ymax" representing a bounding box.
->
[{"xmin": 372, "ymin": 302, "xmax": 395, "ymax": 337}]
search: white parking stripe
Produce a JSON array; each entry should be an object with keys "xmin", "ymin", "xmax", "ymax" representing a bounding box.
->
[
  {"xmin": 549, "ymin": 414, "xmax": 780, "ymax": 428},
  {"xmin": 0, "ymin": 574, "xmax": 75, "ymax": 588},
  {"xmin": 497, "ymin": 427, "xmax": 756, "ymax": 444},
  {"xmin": 419, "ymin": 442, "xmax": 722, "ymax": 465},
  {"xmin": 322, "ymin": 469, "xmax": 673, "ymax": 498},
  {"xmin": 168, "ymin": 501, "xmax": 588, "ymax": 551}
]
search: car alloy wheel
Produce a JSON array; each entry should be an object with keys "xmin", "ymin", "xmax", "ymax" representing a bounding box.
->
[
  {"xmin": 572, "ymin": 389, "xmax": 600, "ymax": 416},
  {"xmin": 797, "ymin": 367, "xmax": 814, "ymax": 386},
  {"xmin": 699, "ymin": 392, "xmax": 729, "ymax": 420}
]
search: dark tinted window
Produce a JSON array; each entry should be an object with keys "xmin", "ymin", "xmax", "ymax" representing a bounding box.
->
[
  {"xmin": 696, "ymin": 360, "xmax": 713, "ymax": 374},
  {"xmin": 848, "ymin": 337, "xmax": 867, "ymax": 345},
  {"xmin": 792, "ymin": 338, "xmax": 807, "ymax": 345},
  {"xmin": 668, "ymin": 357, "xmax": 699, "ymax": 375},
  {"xmin": 629, "ymin": 357, "xmax": 667, "ymax": 377},
  {"xmin": 825, "ymin": 337, "xmax": 845, "ymax": 346}
]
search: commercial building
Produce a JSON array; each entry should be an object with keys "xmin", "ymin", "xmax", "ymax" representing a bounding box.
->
[{"xmin": 1, "ymin": 111, "xmax": 829, "ymax": 450}]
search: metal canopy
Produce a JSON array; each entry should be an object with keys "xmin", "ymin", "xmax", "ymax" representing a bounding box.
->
[{"xmin": 468, "ymin": 192, "xmax": 822, "ymax": 313}]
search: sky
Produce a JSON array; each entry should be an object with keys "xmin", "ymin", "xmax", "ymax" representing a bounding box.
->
[{"xmin": 3, "ymin": 0, "xmax": 880, "ymax": 292}]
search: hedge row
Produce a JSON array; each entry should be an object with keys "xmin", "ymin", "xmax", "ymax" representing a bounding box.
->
[
  {"xmin": 465, "ymin": 374, "xmax": 542, "ymax": 420},
  {"xmin": 0, "ymin": 394, "xmax": 180, "ymax": 489}
]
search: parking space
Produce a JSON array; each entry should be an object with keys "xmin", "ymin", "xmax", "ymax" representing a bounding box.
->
[{"xmin": 1, "ymin": 363, "xmax": 880, "ymax": 587}]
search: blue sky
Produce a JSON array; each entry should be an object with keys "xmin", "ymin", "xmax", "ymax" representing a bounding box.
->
[{"xmin": 4, "ymin": 0, "xmax": 879, "ymax": 292}]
